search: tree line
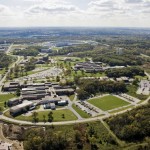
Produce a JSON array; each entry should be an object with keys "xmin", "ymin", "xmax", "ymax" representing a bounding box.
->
[
  {"xmin": 0, "ymin": 52, "xmax": 13, "ymax": 68},
  {"xmin": 77, "ymin": 80, "xmax": 127, "ymax": 100},
  {"xmin": 105, "ymin": 67, "xmax": 145, "ymax": 78},
  {"xmin": 106, "ymin": 101, "xmax": 150, "ymax": 142},
  {"xmin": 50, "ymin": 44, "xmax": 94, "ymax": 56},
  {"xmin": 13, "ymin": 46, "xmax": 42, "ymax": 56}
]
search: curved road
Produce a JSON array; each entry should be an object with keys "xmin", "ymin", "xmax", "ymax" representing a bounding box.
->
[{"xmin": 0, "ymin": 95, "xmax": 149, "ymax": 126}]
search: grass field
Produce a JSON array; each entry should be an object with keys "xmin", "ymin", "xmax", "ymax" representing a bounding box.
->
[
  {"xmin": 109, "ymin": 105, "xmax": 134, "ymax": 114},
  {"xmin": 5, "ymin": 109, "xmax": 77, "ymax": 122},
  {"xmin": 72, "ymin": 104, "xmax": 90, "ymax": 118},
  {"xmin": 88, "ymin": 95, "xmax": 130, "ymax": 111},
  {"xmin": 0, "ymin": 94, "xmax": 16, "ymax": 110},
  {"xmin": 69, "ymin": 94, "xmax": 75, "ymax": 101}
]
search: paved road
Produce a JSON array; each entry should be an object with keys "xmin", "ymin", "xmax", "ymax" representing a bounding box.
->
[
  {"xmin": 1, "ymin": 93, "xmax": 149, "ymax": 126},
  {"xmin": 0, "ymin": 55, "xmax": 22, "ymax": 93},
  {"xmin": 67, "ymin": 93, "xmax": 83, "ymax": 120}
]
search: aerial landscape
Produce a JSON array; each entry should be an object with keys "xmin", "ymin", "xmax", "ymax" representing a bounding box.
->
[{"xmin": 0, "ymin": 0, "xmax": 150, "ymax": 150}]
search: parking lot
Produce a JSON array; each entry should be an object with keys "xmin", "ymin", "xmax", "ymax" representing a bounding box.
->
[
  {"xmin": 74, "ymin": 101, "xmax": 104, "ymax": 117},
  {"xmin": 15, "ymin": 67, "xmax": 62, "ymax": 81}
]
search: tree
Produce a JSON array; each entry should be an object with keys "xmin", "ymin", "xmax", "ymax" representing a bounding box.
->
[
  {"xmin": 0, "ymin": 106, "xmax": 3, "ymax": 112},
  {"xmin": 16, "ymin": 88, "xmax": 21, "ymax": 96},
  {"xmin": 43, "ymin": 115, "xmax": 46, "ymax": 123},
  {"xmin": 48, "ymin": 111, "xmax": 53, "ymax": 122},
  {"xmin": 4, "ymin": 101, "xmax": 7, "ymax": 108},
  {"xmin": 56, "ymin": 76, "xmax": 60, "ymax": 82},
  {"xmin": 32, "ymin": 112, "xmax": 38, "ymax": 123},
  {"xmin": 62, "ymin": 114, "xmax": 65, "ymax": 119}
]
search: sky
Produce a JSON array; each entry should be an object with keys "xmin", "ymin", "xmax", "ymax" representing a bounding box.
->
[{"xmin": 0, "ymin": 0, "xmax": 150, "ymax": 27}]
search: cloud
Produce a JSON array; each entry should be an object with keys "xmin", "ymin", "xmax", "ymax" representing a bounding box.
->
[
  {"xmin": 0, "ymin": 4, "xmax": 13, "ymax": 16},
  {"xmin": 24, "ymin": 1, "xmax": 80, "ymax": 15},
  {"xmin": 125, "ymin": 0, "xmax": 143, "ymax": 3}
]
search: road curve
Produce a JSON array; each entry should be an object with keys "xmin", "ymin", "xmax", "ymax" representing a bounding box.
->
[{"xmin": 0, "ymin": 95, "xmax": 149, "ymax": 126}]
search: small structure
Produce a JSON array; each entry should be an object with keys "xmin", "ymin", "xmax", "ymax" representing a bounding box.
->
[{"xmin": 137, "ymin": 80, "xmax": 150, "ymax": 95}]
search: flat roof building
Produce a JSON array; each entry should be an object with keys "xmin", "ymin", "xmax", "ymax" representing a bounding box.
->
[{"xmin": 10, "ymin": 100, "xmax": 33, "ymax": 115}]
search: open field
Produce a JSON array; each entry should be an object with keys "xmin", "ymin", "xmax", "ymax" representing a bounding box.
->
[
  {"xmin": 72, "ymin": 104, "xmax": 90, "ymax": 118},
  {"xmin": 0, "ymin": 94, "xmax": 16, "ymax": 110},
  {"xmin": 88, "ymin": 95, "xmax": 130, "ymax": 111},
  {"xmin": 5, "ymin": 109, "xmax": 77, "ymax": 122}
]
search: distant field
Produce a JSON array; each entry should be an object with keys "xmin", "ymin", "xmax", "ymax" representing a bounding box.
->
[
  {"xmin": 5, "ymin": 109, "xmax": 77, "ymax": 122},
  {"xmin": 88, "ymin": 95, "xmax": 129, "ymax": 111}
]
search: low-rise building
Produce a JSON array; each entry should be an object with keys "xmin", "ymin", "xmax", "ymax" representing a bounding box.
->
[
  {"xmin": 55, "ymin": 88, "xmax": 74, "ymax": 96},
  {"xmin": 3, "ymin": 82, "xmax": 20, "ymax": 92},
  {"xmin": 10, "ymin": 100, "xmax": 34, "ymax": 116},
  {"xmin": 8, "ymin": 98, "xmax": 22, "ymax": 107}
]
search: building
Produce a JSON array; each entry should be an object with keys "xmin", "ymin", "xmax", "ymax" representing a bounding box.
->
[
  {"xmin": 21, "ymin": 83, "xmax": 49, "ymax": 100},
  {"xmin": 10, "ymin": 100, "xmax": 34, "ymax": 116},
  {"xmin": 74, "ymin": 62, "xmax": 103, "ymax": 73},
  {"xmin": 55, "ymin": 88, "xmax": 74, "ymax": 96},
  {"xmin": 43, "ymin": 103, "xmax": 55, "ymax": 110},
  {"xmin": 3, "ymin": 82, "xmax": 20, "ymax": 92},
  {"xmin": 116, "ymin": 48, "xmax": 123, "ymax": 55},
  {"xmin": 40, "ymin": 48, "xmax": 52, "ymax": 53},
  {"xmin": 7, "ymin": 98, "xmax": 22, "ymax": 107},
  {"xmin": 58, "ymin": 100, "xmax": 68, "ymax": 106}
]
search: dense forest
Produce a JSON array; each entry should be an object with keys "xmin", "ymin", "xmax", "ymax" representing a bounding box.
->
[
  {"xmin": 105, "ymin": 67, "xmax": 145, "ymax": 78},
  {"xmin": 93, "ymin": 54, "xmax": 143, "ymax": 66},
  {"xmin": 77, "ymin": 80, "xmax": 127, "ymax": 100},
  {"xmin": 13, "ymin": 46, "xmax": 41, "ymax": 56},
  {"xmin": 106, "ymin": 101, "xmax": 150, "ymax": 142},
  {"xmin": 23, "ymin": 122, "xmax": 118, "ymax": 150},
  {"xmin": 0, "ymin": 52, "xmax": 13, "ymax": 68},
  {"xmin": 50, "ymin": 44, "xmax": 94, "ymax": 56}
]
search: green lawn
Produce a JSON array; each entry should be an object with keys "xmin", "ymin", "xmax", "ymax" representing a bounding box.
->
[
  {"xmin": 69, "ymin": 94, "xmax": 75, "ymax": 101},
  {"xmin": 72, "ymin": 104, "xmax": 90, "ymax": 118},
  {"xmin": 109, "ymin": 105, "xmax": 134, "ymax": 114},
  {"xmin": 0, "ymin": 94, "xmax": 16, "ymax": 110},
  {"xmin": 88, "ymin": 95, "xmax": 130, "ymax": 111},
  {"xmin": 5, "ymin": 109, "xmax": 77, "ymax": 122}
]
